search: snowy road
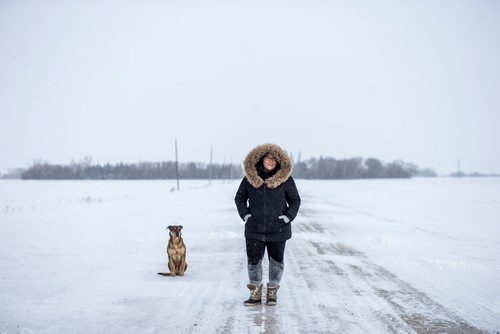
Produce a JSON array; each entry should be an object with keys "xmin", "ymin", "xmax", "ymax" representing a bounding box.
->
[
  {"xmin": 0, "ymin": 179, "xmax": 498, "ymax": 333},
  {"xmin": 256, "ymin": 220, "xmax": 483, "ymax": 333}
]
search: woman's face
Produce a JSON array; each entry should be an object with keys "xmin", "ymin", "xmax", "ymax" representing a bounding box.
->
[{"xmin": 263, "ymin": 154, "xmax": 277, "ymax": 171}]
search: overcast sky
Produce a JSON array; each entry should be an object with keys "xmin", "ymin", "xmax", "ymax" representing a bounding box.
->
[{"xmin": 1, "ymin": 0, "xmax": 499, "ymax": 175}]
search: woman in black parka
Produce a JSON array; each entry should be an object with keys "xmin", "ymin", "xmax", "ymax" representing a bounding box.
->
[{"xmin": 235, "ymin": 143, "xmax": 301, "ymax": 306}]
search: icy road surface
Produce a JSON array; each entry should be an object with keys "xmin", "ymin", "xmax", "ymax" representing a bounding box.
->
[{"xmin": 1, "ymin": 179, "xmax": 499, "ymax": 333}]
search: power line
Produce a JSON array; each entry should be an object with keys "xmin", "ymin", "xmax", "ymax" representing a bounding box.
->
[
  {"xmin": 0, "ymin": 45, "xmax": 90, "ymax": 106},
  {"xmin": 0, "ymin": 72, "xmax": 67, "ymax": 113}
]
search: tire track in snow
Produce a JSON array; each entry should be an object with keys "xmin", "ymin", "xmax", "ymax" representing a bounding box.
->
[
  {"xmin": 292, "ymin": 220, "xmax": 486, "ymax": 333},
  {"xmin": 291, "ymin": 223, "xmax": 409, "ymax": 333}
]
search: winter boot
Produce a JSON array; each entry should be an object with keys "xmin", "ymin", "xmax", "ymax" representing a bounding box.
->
[
  {"xmin": 266, "ymin": 284, "xmax": 279, "ymax": 306},
  {"xmin": 244, "ymin": 284, "xmax": 263, "ymax": 306}
]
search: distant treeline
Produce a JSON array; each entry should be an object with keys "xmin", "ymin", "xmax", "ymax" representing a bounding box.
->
[
  {"xmin": 21, "ymin": 161, "xmax": 243, "ymax": 180},
  {"xmin": 19, "ymin": 157, "xmax": 436, "ymax": 180},
  {"xmin": 294, "ymin": 157, "xmax": 435, "ymax": 179},
  {"xmin": 449, "ymin": 171, "xmax": 500, "ymax": 178}
]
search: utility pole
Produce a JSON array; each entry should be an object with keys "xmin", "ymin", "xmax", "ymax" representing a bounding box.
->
[
  {"xmin": 175, "ymin": 139, "xmax": 180, "ymax": 190},
  {"xmin": 208, "ymin": 146, "xmax": 213, "ymax": 186}
]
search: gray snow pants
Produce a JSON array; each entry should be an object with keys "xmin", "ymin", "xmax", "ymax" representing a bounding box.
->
[{"xmin": 246, "ymin": 239, "xmax": 286, "ymax": 288}]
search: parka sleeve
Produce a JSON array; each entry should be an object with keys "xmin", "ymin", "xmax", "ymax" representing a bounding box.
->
[
  {"xmin": 284, "ymin": 177, "xmax": 301, "ymax": 221},
  {"xmin": 234, "ymin": 178, "xmax": 250, "ymax": 220}
]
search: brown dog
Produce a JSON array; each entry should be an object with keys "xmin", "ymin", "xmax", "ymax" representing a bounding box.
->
[{"xmin": 158, "ymin": 225, "xmax": 187, "ymax": 277}]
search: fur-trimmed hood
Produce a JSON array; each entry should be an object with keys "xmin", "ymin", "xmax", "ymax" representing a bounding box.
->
[{"xmin": 243, "ymin": 143, "xmax": 293, "ymax": 189}]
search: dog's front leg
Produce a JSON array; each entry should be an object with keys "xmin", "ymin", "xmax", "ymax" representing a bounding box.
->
[
  {"xmin": 168, "ymin": 257, "xmax": 176, "ymax": 277},
  {"xmin": 179, "ymin": 255, "xmax": 186, "ymax": 276}
]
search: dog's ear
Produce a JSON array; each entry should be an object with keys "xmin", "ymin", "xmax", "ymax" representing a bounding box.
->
[
  {"xmin": 167, "ymin": 225, "xmax": 172, "ymax": 230},
  {"xmin": 179, "ymin": 225, "xmax": 183, "ymax": 230}
]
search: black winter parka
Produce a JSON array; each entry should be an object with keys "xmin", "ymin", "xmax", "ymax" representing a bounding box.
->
[{"xmin": 234, "ymin": 143, "xmax": 301, "ymax": 242}]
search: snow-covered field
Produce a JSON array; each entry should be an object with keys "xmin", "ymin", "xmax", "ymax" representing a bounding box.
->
[{"xmin": 0, "ymin": 178, "xmax": 499, "ymax": 333}]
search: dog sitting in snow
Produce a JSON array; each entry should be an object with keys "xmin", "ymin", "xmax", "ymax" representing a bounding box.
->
[{"xmin": 158, "ymin": 225, "xmax": 187, "ymax": 277}]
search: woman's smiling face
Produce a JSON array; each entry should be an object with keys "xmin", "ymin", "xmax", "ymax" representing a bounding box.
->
[{"xmin": 263, "ymin": 154, "xmax": 277, "ymax": 171}]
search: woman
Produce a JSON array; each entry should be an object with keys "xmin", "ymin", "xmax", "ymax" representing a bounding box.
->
[{"xmin": 234, "ymin": 143, "xmax": 301, "ymax": 306}]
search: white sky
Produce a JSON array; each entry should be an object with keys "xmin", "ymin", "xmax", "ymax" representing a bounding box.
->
[{"xmin": 1, "ymin": 0, "xmax": 499, "ymax": 174}]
